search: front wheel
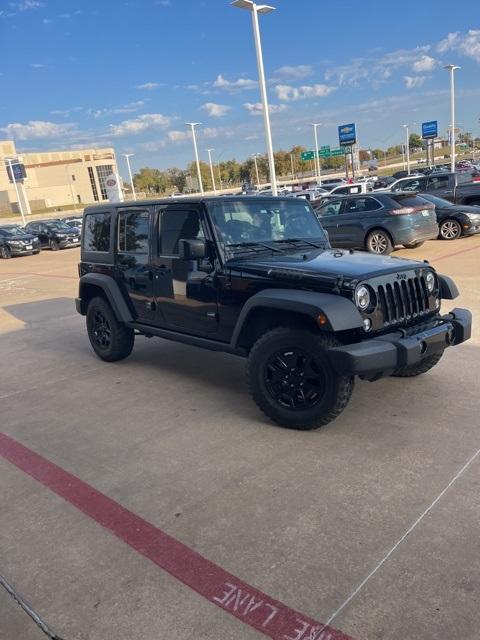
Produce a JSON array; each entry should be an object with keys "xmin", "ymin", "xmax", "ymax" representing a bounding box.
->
[
  {"xmin": 86, "ymin": 297, "xmax": 134, "ymax": 362},
  {"xmin": 0, "ymin": 245, "xmax": 12, "ymax": 259},
  {"xmin": 49, "ymin": 239, "xmax": 60, "ymax": 251},
  {"xmin": 438, "ymin": 219, "xmax": 461, "ymax": 240},
  {"xmin": 366, "ymin": 230, "xmax": 393, "ymax": 255},
  {"xmin": 391, "ymin": 352, "xmax": 443, "ymax": 377},
  {"xmin": 247, "ymin": 327, "xmax": 354, "ymax": 430}
]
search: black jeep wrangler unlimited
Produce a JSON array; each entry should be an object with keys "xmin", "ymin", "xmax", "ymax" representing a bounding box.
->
[{"xmin": 76, "ymin": 197, "xmax": 471, "ymax": 430}]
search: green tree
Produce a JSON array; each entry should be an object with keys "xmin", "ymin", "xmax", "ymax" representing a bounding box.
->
[{"xmin": 409, "ymin": 133, "xmax": 423, "ymax": 151}]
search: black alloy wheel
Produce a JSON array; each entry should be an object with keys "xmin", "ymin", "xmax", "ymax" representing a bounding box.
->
[
  {"xmin": 264, "ymin": 347, "xmax": 326, "ymax": 410},
  {"xmin": 0, "ymin": 245, "xmax": 12, "ymax": 259},
  {"xmin": 86, "ymin": 297, "xmax": 134, "ymax": 362},
  {"xmin": 49, "ymin": 239, "xmax": 60, "ymax": 251},
  {"xmin": 90, "ymin": 309, "xmax": 112, "ymax": 350}
]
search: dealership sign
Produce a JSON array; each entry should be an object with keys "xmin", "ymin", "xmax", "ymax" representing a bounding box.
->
[
  {"xmin": 5, "ymin": 160, "xmax": 27, "ymax": 183},
  {"xmin": 422, "ymin": 120, "xmax": 438, "ymax": 139},
  {"xmin": 338, "ymin": 123, "xmax": 356, "ymax": 146}
]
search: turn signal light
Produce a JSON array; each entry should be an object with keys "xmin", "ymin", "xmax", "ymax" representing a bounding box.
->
[{"xmin": 317, "ymin": 314, "xmax": 328, "ymax": 326}]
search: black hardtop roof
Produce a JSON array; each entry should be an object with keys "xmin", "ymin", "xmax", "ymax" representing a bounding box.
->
[{"xmin": 83, "ymin": 195, "xmax": 301, "ymax": 214}]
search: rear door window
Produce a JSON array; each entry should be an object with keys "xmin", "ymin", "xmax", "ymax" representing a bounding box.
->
[
  {"xmin": 426, "ymin": 175, "xmax": 450, "ymax": 190},
  {"xmin": 344, "ymin": 197, "xmax": 382, "ymax": 213},
  {"xmin": 118, "ymin": 210, "xmax": 150, "ymax": 254},
  {"xmin": 83, "ymin": 212, "xmax": 111, "ymax": 252}
]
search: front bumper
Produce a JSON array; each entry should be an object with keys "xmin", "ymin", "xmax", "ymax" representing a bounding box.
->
[{"xmin": 328, "ymin": 308, "xmax": 472, "ymax": 378}]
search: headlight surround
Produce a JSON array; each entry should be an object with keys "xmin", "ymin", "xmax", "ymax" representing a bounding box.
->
[
  {"xmin": 355, "ymin": 284, "xmax": 372, "ymax": 311},
  {"xmin": 425, "ymin": 271, "xmax": 436, "ymax": 293}
]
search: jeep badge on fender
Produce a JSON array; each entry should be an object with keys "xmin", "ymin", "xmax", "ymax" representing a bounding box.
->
[{"xmin": 76, "ymin": 196, "xmax": 472, "ymax": 431}]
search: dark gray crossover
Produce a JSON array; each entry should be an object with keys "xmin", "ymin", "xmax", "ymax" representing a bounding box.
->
[
  {"xmin": 75, "ymin": 196, "xmax": 471, "ymax": 430},
  {"xmin": 313, "ymin": 192, "xmax": 438, "ymax": 254}
]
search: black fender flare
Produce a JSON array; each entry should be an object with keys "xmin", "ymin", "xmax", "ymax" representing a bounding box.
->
[
  {"xmin": 77, "ymin": 273, "xmax": 134, "ymax": 322},
  {"xmin": 230, "ymin": 288, "xmax": 363, "ymax": 348},
  {"xmin": 438, "ymin": 274, "xmax": 459, "ymax": 300}
]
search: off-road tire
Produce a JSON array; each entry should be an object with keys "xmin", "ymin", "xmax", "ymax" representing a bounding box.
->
[
  {"xmin": 0, "ymin": 245, "xmax": 12, "ymax": 259},
  {"xmin": 438, "ymin": 219, "xmax": 461, "ymax": 240},
  {"xmin": 403, "ymin": 241, "xmax": 425, "ymax": 249},
  {"xmin": 391, "ymin": 352, "xmax": 443, "ymax": 377},
  {"xmin": 366, "ymin": 229, "xmax": 393, "ymax": 255},
  {"xmin": 86, "ymin": 296, "xmax": 134, "ymax": 362},
  {"xmin": 247, "ymin": 327, "xmax": 354, "ymax": 430},
  {"xmin": 49, "ymin": 239, "xmax": 60, "ymax": 251}
]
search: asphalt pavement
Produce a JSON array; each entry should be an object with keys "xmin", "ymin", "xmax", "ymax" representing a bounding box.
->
[{"xmin": 1, "ymin": 238, "xmax": 479, "ymax": 640}]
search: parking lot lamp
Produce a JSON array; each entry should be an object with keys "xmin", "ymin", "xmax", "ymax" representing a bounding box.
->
[
  {"xmin": 310, "ymin": 123, "xmax": 322, "ymax": 184},
  {"xmin": 5, "ymin": 158, "xmax": 26, "ymax": 225},
  {"xmin": 251, "ymin": 153, "xmax": 261, "ymax": 189},
  {"xmin": 206, "ymin": 148, "xmax": 217, "ymax": 193},
  {"xmin": 122, "ymin": 154, "xmax": 136, "ymax": 201},
  {"xmin": 185, "ymin": 122, "xmax": 204, "ymax": 194},
  {"xmin": 444, "ymin": 64, "xmax": 461, "ymax": 173},
  {"xmin": 231, "ymin": 0, "xmax": 278, "ymax": 196},
  {"xmin": 402, "ymin": 124, "xmax": 410, "ymax": 175}
]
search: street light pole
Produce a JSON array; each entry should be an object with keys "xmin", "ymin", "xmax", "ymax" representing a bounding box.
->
[
  {"xmin": 232, "ymin": 0, "xmax": 277, "ymax": 196},
  {"xmin": 290, "ymin": 153, "xmax": 295, "ymax": 180},
  {"xmin": 310, "ymin": 123, "xmax": 321, "ymax": 184},
  {"xmin": 252, "ymin": 153, "xmax": 261, "ymax": 189},
  {"xmin": 185, "ymin": 122, "xmax": 204, "ymax": 194},
  {"xmin": 402, "ymin": 124, "xmax": 410, "ymax": 175},
  {"xmin": 206, "ymin": 148, "xmax": 217, "ymax": 193},
  {"xmin": 444, "ymin": 64, "xmax": 461, "ymax": 174},
  {"xmin": 122, "ymin": 153, "xmax": 136, "ymax": 201},
  {"xmin": 6, "ymin": 158, "xmax": 26, "ymax": 225}
]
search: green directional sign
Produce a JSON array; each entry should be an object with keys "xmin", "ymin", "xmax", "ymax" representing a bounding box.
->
[
  {"xmin": 330, "ymin": 147, "xmax": 344, "ymax": 157},
  {"xmin": 300, "ymin": 151, "xmax": 315, "ymax": 161},
  {"xmin": 318, "ymin": 145, "xmax": 331, "ymax": 158}
]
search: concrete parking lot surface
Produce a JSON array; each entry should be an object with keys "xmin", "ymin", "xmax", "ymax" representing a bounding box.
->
[{"xmin": 1, "ymin": 238, "xmax": 479, "ymax": 640}]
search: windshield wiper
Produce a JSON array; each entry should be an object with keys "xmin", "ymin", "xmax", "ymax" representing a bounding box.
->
[
  {"xmin": 274, "ymin": 238, "xmax": 326, "ymax": 249},
  {"xmin": 227, "ymin": 241, "xmax": 283, "ymax": 253}
]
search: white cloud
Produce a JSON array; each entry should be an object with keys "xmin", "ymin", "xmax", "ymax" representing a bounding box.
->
[
  {"xmin": 213, "ymin": 74, "xmax": 257, "ymax": 91},
  {"xmin": 0, "ymin": 120, "xmax": 75, "ymax": 140},
  {"xmin": 12, "ymin": 0, "xmax": 44, "ymax": 10},
  {"xmin": 243, "ymin": 102, "xmax": 286, "ymax": 116},
  {"xmin": 412, "ymin": 55, "xmax": 437, "ymax": 72},
  {"xmin": 110, "ymin": 113, "xmax": 172, "ymax": 136},
  {"xmin": 136, "ymin": 82, "xmax": 159, "ymax": 90},
  {"xmin": 437, "ymin": 30, "xmax": 480, "ymax": 63},
  {"xmin": 168, "ymin": 130, "xmax": 190, "ymax": 142},
  {"xmin": 273, "ymin": 65, "xmax": 313, "ymax": 79},
  {"xmin": 200, "ymin": 102, "xmax": 231, "ymax": 118},
  {"xmin": 275, "ymin": 83, "xmax": 335, "ymax": 101},
  {"xmin": 404, "ymin": 75, "xmax": 427, "ymax": 89},
  {"xmin": 30, "ymin": 63, "xmax": 44, "ymax": 68},
  {"xmin": 88, "ymin": 101, "xmax": 145, "ymax": 118}
]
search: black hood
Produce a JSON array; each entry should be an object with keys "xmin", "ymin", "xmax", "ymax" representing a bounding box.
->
[
  {"xmin": 5, "ymin": 233, "xmax": 37, "ymax": 241},
  {"xmin": 227, "ymin": 248, "xmax": 428, "ymax": 282}
]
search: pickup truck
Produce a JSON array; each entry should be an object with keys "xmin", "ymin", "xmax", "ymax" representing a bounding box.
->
[{"xmin": 389, "ymin": 172, "xmax": 480, "ymax": 206}]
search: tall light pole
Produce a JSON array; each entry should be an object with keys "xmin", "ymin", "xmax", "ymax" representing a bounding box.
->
[
  {"xmin": 310, "ymin": 123, "xmax": 322, "ymax": 184},
  {"xmin": 402, "ymin": 124, "xmax": 410, "ymax": 175},
  {"xmin": 185, "ymin": 122, "xmax": 203, "ymax": 194},
  {"xmin": 251, "ymin": 153, "xmax": 261, "ymax": 189},
  {"xmin": 122, "ymin": 153, "xmax": 136, "ymax": 201},
  {"xmin": 290, "ymin": 153, "xmax": 295, "ymax": 180},
  {"xmin": 444, "ymin": 64, "xmax": 461, "ymax": 173},
  {"xmin": 6, "ymin": 158, "xmax": 26, "ymax": 225},
  {"xmin": 206, "ymin": 148, "xmax": 217, "ymax": 194},
  {"xmin": 232, "ymin": 0, "xmax": 277, "ymax": 196}
]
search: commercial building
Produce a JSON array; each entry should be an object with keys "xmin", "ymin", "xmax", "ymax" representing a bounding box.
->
[{"xmin": 0, "ymin": 140, "xmax": 119, "ymax": 215}]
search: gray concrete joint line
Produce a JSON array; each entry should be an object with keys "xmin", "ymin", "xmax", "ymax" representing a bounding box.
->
[
  {"xmin": 1, "ymin": 574, "xmax": 65, "ymax": 640},
  {"xmin": 323, "ymin": 446, "xmax": 480, "ymax": 628}
]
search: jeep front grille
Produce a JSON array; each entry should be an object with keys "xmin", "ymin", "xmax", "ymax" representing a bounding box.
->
[{"xmin": 377, "ymin": 275, "xmax": 431, "ymax": 325}]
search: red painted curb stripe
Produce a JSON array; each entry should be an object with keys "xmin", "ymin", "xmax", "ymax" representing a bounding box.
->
[
  {"xmin": 433, "ymin": 243, "xmax": 480, "ymax": 263},
  {"xmin": 0, "ymin": 433, "xmax": 354, "ymax": 640}
]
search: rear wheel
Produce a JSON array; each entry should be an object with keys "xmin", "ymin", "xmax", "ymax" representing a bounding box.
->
[
  {"xmin": 247, "ymin": 327, "xmax": 354, "ymax": 430},
  {"xmin": 366, "ymin": 230, "xmax": 393, "ymax": 255},
  {"xmin": 403, "ymin": 241, "xmax": 425, "ymax": 249},
  {"xmin": 86, "ymin": 297, "xmax": 134, "ymax": 362},
  {"xmin": 391, "ymin": 352, "xmax": 443, "ymax": 377},
  {"xmin": 438, "ymin": 219, "xmax": 461, "ymax": 240},
  {"xmin": 0, "ymin": 245, "xmax": 11, "ymax": 259},
  {"xmin": 49, "ymin": 239, "xmax": 60, "ymax": 251}
]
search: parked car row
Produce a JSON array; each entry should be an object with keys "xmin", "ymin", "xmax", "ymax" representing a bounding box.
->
[{"xmin": 0, "ymin": 217, "xmax": 81, "ymax": 258}]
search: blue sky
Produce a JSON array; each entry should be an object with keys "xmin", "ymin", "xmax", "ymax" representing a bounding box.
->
[{"xmin": 1, "ymin": 0, "xmax": 479, "ymax": 178}]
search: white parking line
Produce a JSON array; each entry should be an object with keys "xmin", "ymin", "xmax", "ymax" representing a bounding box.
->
[{"xmin": 324, "ymin": 446, "xmax": 480, "ymax": 627}]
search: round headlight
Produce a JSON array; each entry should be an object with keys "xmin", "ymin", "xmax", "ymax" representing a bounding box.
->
[
  {"xmin": 425, "ymin": 271, "xmax": 436, "ymax": 293},
  {"xmin": 355, "ymin": 285, "xmax": 371, "ymax": 311}
]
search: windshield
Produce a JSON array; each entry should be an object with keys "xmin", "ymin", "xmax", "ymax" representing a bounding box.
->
[
  {"xmin": 48, "ymin": 221, "xmax": 72, "ymax": 231},
  {"xmin": 0, "ymin": 226, "xmax": 24, "ymax": 235},
  {"xmin": 208, "ymin": 199, "xmax": 328, "ymax": 249},
  {"xmin": 419, "ymin": 194, "xmax": 452, "ymax": 207}
]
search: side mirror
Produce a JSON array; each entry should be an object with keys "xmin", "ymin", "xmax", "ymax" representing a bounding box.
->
[{"xmin": 178, "ymin": 238, "xmax": 206, "ymax": 260}]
